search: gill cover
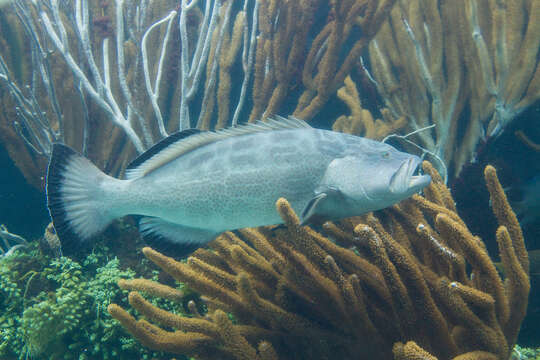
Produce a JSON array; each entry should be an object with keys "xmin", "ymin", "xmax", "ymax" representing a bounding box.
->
[
  {"xmin": 300, "ymin": 189, "xmax": 345, "ymax": 225},
  {"xmin": 300, "ymin": 156, "xmax": 363, "ymax": 224}
]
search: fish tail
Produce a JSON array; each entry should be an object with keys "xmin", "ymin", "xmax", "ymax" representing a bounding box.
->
[{"xmin": 46, "ymin": 144, "xmax": 123, "ymax": 253}]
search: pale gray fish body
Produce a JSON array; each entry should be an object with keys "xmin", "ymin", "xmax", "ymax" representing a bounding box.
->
[{"xmin": 46, "ymin": 117, "xmax": 431, "ymax": 256}]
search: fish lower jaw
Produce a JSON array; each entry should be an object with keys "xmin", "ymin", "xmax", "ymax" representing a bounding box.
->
[{"xmin": 409, "ymin": 174, "xmax": 432, "ymax": 191}]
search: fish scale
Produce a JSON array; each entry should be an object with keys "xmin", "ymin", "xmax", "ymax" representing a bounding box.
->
[{"xmin": 135, "ymin": 130, "xmax": 328, "ymax": 230}]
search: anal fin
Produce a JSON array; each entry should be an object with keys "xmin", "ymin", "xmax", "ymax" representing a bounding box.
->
[{"xmin": 139, "ymin": 217, "xmax": 218, "ymax": 258}]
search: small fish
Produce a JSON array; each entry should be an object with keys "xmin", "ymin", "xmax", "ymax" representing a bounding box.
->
[{"xmin": 46, "ymin": 117, "xmax": 431, "ymax": 256}]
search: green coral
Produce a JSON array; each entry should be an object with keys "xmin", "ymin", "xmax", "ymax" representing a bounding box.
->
[
  {"xmin": 0, "ymin": 241, "xmax": 185, "ymax": 359},
  {"xmin": 0, "ymin": 243, "xmax": 47, "ymax": 358},
  {"xmin": 0, "ymin": 256, "xmax": 26, "ymax": 357},
  {"xmin": 512, "ymin": 345, "xmax": 540, "ymax": 360}
]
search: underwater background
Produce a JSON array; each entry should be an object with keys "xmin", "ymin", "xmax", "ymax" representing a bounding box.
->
[{"xmin": 0, "ymin": 0, "xmax": 539, "ymax": 359}]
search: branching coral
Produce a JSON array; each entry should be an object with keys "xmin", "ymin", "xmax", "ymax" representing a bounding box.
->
[
  {"xmin": 332, "ymin": 75, "xmax": 407, "ymax": 140},
  {"xmin": 0, "ymin": 224, "xmax": 28, "ymax": 256},
  {"xmin": 1, "ymin": 0, "xmax": 399, "ymax": 187},
  {"xmin": 367, "ymin": 0, "xmax": 540, "ymax": 179},
  {"xmin": 109, "ymin": 163, "xmax": 529, "ymax": 360},
  {"xmin": 250, "ymin": 0, "xmax": 398, "ymax": 123}
]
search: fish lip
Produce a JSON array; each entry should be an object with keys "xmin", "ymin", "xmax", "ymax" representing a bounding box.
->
[
  {"xmin": 390, "ymin": 157, "xmax": 431, "ymax": 194},
  {"xmin": 408, "ymin": 157, "xmax": 431, "ymax": 191}
]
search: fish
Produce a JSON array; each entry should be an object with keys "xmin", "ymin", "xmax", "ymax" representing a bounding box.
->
[{"xmin": 46, "ymin": 116, "xmax": 431, "ymax": 256}]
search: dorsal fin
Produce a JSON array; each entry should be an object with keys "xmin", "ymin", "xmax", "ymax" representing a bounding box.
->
[
  {"xmin": 125, "ymin": 129, "xmax": 202, "ymax": 179},
  {"xmin": 125, "ymin": 116, "xmax": 311, "ymax": 179}
]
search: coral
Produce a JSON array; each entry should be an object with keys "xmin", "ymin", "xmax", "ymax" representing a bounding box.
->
[
  {"xmin": 367, "ymin": 0, "xmax": 540, "ymax": 179},
  {"xmin": 250, "ymin": 0, "xmax": 398, "ymax": 122},
  {"xmin": 0, "ymin": 224, "xmax": 28, "ymax": 256},
  {"xmin": 511, "ymin": 345, "xmax": 540, "ymax": 360},
  {"xmin": 0, "ymin": 8, "xmax": 46, "ymax": 188},
  {"xmin": 332, "ymin": 75, "xmax": 407, "ymax": 140},
  {"xmin": 0, "ymin": 251, "xmax": 28, "ymax": 357},
  {"xmin": 21, "ymin": 257, "xmax": 90, "ymax": 356},
  {"xmin": 1, "ymin": 0, "xmax": 398, "ymax": 187},
  {"xmin": 515, "ymin": 130, "xmax": 540, "ymax": 153},
  {"xmin": 0, "ymin": 240, "xmax": 184, "ymax": 359},
  {"xmin": 109, "ymin": 163, "xmax": 529, "ymax": 359}
]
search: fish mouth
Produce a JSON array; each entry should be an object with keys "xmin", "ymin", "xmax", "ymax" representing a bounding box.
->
[{"xmin": 389, "ymin": 157, "xmax": 431, "ymax": 194}]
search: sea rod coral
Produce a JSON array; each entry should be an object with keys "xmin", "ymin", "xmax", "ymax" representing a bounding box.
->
[
  {"xmin": 366, "ymin": 0, "xmax": 540, "ymax": 179},
  {"xmin": 108, "ymin": 163, "xmax": 529, "ymax": 360},
  {"xmin": 0, "ymin": 0, "xmax": 396, "ymax": 186}
]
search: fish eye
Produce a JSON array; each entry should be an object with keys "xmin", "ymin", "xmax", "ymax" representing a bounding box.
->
[{"xmin": 382, "ymin": 151, "xmax": 390, "ymax": 159}]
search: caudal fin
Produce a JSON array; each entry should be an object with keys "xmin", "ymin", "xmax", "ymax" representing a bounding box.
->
[{"xmin": 46, "ymin": 144, "xmax": 119, "ymax": 253}]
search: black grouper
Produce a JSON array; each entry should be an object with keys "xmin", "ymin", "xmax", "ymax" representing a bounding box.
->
[{"xmin": 46, "ymin": 117, "xmax": 431, "ymax": 255}]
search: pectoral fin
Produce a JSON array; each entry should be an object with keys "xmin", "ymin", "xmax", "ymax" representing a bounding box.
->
[
  {"xmin": 139, "ymin": 217, "xmax": 218, "ymax": 258},
  {"xmin": 300, "ymin": 192, "xmax": 328, "ymax": 225}
]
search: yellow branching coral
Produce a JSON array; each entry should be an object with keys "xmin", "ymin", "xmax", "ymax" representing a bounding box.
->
[
  {"xmin": 367, "ymin": 0, "xmax": 540, "ymax": 179},
  {"xmin": 1, "ymin": 0, "xmax": 399, "ymax": 187},
  {"xmin": 367, "ymin": 0, "xmax": 466, "ymax": 180},
  {"xmin": 250, "ymin": 0, "xmax": 398, "ymax": 123},
  {"xmin": 333, "ymin": 75, "xmax": 407, "ymax": 140},
  {"xmin": 109, "ymin": 163, "xmax": 529, "ymax": 360}
]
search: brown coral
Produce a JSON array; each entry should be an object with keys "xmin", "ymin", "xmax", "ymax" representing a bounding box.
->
[
  {"xmin": 2, "ymin": 0, "xmax": 399, "ymax": 189},
  {"xmin": 367, "ymin": 0, "xmax": 540, "ymax": 178},
  {"xmin": 109, "ymin": 163, "xmax": 529, "ymax": 359},
  {"xmin": 332, "ymin": 75, "xmax": 407, "ymax": 140}
]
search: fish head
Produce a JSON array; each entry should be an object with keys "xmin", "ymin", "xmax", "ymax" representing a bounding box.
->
[{"xmin": 311, "ymin": 141, "xmax": 431, "ymax": 219}]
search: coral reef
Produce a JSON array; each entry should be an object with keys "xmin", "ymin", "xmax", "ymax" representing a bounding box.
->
[
  {"xmin": 0, "ymin": 7, "xmax": 47, "ymax": 188},
  {"xmin": 366, "ymin": 0, "xmax": 540, "ymax": 179},
  {"xmin": 0, "ymin": 0, "xmax": 396, "ymax": 186},
  {"xmin": 108, "ymin": 163, "xmax": 529, "ymax": 359},
  {"xmin": 512, "ymin": 345, "xmax": 540, "ymax": 360},
  {"xmin": 332, "ymin": 75, "xmax": 407, "ymax": 140},
  {"xmin": 0, "ymin": 238, "xmax": 184, "ymax": 359},
  {"xmin": 2, "ymin": 0, "xmax": 538, "ymax": 189}
]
